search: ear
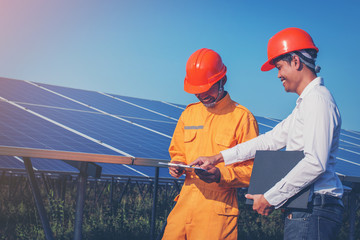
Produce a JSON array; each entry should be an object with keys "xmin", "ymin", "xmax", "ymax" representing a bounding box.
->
[
  {"xmin": 292, "ymin": 55, "xmax": 302, "ymax": 70},
  {"xmin": 222, "ymin": 75, "xmax": 227, "ymax": 86}
]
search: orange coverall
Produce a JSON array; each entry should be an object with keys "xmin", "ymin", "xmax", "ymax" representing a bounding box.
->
[{"xmin": 162, "ymin": 94, "xmax": 259, "ymax": 240}]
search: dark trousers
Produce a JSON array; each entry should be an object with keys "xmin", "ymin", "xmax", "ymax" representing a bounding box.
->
[{"xmin": 283, "ymin": 194, "xmax": 344, "ymax": 240}]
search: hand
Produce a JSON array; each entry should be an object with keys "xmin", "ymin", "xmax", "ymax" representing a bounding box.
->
[
  {"xmin": 245, "ymin": 194, "xmax": 274, "ymax": 216},
  {"xmin": 190, "ymin": 153, "xmax": 224, "ymax": 169},
  {"xmin": 195, "ymin": 166, "xmax": 221, "ymax": 183},
  {"xmin": 168, "ymin": 161, "xmax": 185, "ymax": 178}
]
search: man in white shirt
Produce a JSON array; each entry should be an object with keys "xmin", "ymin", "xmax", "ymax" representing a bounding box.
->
[{"xmin": 191, "ymin": 27, "xmax": 344, "ymax": 240}]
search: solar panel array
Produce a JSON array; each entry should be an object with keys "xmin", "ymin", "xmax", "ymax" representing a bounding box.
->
[{"xmin": 0, "ymin": 77, "xmax": 359, "ymax": 182}]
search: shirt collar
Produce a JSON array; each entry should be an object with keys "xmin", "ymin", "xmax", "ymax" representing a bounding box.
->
[
  {"xmin": 206, "ymin": 92, "xmax": 233, "ymax": 113},
  {"xmin": 296, "ymin": 77, "xmax": 324, "ymax": 106}
]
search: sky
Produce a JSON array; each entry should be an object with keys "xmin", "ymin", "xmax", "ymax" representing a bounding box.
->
[{"xmin": 0, "ymin": 0, "xmax": 359, "ymax": 131}]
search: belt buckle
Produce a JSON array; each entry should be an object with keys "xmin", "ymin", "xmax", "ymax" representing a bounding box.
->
[{"xmin": 311, "ymin": 194, "xmax": 324, "ymax": 206}]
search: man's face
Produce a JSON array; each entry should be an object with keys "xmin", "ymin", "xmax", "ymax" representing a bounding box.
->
[
  {"xmin": 195, "ymin": 82, "xmax": 221, "ymax": 106},
  {"xmin": 275, "ymin": 59, "xmax": 301, "ymax": 93}
]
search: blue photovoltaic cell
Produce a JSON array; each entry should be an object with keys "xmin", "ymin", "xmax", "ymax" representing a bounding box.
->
[
  {"xmin": 37, "ymin": 82, "xmax": 178, "ymax": 123},
  {"xmin": 257, "ymin": 124, "xmax": 273, "ymax": 135},
  {"xmin": 0, "ymin": 78, "xmax": 91, "ymax": 111},
  {"xmin": 335, "ymin": 160, "xmax": 360, "ymax": 178},
  {"xmin": 338, "ymin": 149, "xmax": 359, "ymax": 162},
  {"xmin": 340, "ymin": 146, "xmax": 359, "ymax": 155},
  {"xmin": 1, "ymin": 77, "xmax": 359, "ymax": 181},
  {"xmin": 340, "ymin": 143, "xmax": 360, "ymax": 152},
  {"xmin": 99, "ymin": 164, "xmax": 176, "ymax": 179},
  {"xmin": 94, "ymin": 163, "xmax": 146, "ymax": 177},
  {"xmin": 0, "ymin": 101, "xmax": 119, "ymax": 155},
  {"xmin": 0, "ymin": 156, "xmax": 25, "ymax": 169},
  {"xmin": 18, "ymin": 104, "xmax": 171, "ymax": 160},
  {"xmin": 30, "ymin": 158, "xmax": 79, "ymax": 173},
  {"xmin": 340, "ymin": 135, "xmax": 360, "ymax": 147},
  {"xmin": 341, "ymin": 129, "xmax": 360, "ymax": 138},
  {"xmin": 0, "ymin": 99, "xmax": 172, "ymax": 178},
  {"xmin": 0, "ymin": 156, "xmax": 79, "ymax": 173},
  {"xmin": 255, "ymin": 116, "xmax": 279, "ymax": 134},
  {"xmin": 122, "ymin": 118, "xmax": 176, "ymax": 137},
  {"xmin": 109, "ymin": 94, "xmax": 185, "ymax": 120},
  {"xmin": 255, "ymin": 116, "xmax": 281, "ymax": 129}
]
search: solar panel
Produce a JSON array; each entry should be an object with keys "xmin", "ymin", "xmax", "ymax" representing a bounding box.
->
[
  {"xmin": 0, "ymin": 78, "xmax": 180, "ymax": 179},
  {"xmin": 21, "ymin": 105, "xmax": 171, "ymax": 159},
  {"xmin": 0, "ymin": 156, "xmax": 28, "ymax": 170},
  {"xmin": 0, "ymin": 77, "xmax": 359, "ymax": 183},
  {"xmin": 106, "ymin": 94, "xmax": 184, "ymax": 120},
  {"xmin": 0, "ymin": 77, "xmax": 90, "ymax": 111},
  {"xmin": 36, "ymin": 82, "xmax": 181, "ymax": 122}
]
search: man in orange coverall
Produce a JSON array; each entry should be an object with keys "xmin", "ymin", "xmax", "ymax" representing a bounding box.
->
[{"xmin": 162, "ymin": 48, "xmax": 259, "ymax": 240}]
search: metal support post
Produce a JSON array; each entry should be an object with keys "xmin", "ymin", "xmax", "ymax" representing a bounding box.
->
[
  {"xmin": 74, "ymin": 162, "xmax": 88, "ymax": 240},
  {"xmin": 110, "ymin": 176, "xmax": 114, "ymax": 205},
  {"xmin": 23, "ymin": 157, "xmax": 54, "ymax": 240},
  {"xmin": 41, "ymin": 173, "xmax": 50, "ymax": 196},
  {"xmin": 61, "ymin": 175, "xmax": 67, "ymax": 202},
  {"xmin": 93, "ymin": 179, "xmax": 97, "ymax": 204},
  {"xmin": 150, "ymin": 167, "xmax": 160, "ymax": 240},
  {"xmin": 97, "ymin": 179, "xmax": 109, "ymax": 202},
  {"xmin": 0, "ymin": 170, "xmax": 5, "ymax": 184},
  {"xmin": 8, "ymin": 173, "xmax": 12, "ymax": 199},
  {"xmin": 118, "ymin": 178, "xmax": 131, "ymax": 204}
]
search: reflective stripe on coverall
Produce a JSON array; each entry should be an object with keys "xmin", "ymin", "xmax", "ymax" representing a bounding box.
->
[{"xmin": 162, "ymin": 93, "xmax": 259, "ymax": 240}]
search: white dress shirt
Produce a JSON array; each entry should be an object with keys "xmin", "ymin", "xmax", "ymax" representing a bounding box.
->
[{"xmin": 221, "ymin": 77, "xmax": 344, "ymax": 208}]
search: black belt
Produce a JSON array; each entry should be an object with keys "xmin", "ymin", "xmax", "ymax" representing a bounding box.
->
[{"xmin": 311, "ymin": 194, "xmax": 343, "ymax": 207}]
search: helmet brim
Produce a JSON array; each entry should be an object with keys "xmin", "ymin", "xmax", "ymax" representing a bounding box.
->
[
  {"xmin": 184, "ymin": 68, "xmax": 226, "ymax": 94},
  {"xmin": 261, "ymin": 60, "xmax": 276, "ymax": 72},
  {"xmin": 261, "ymin": 46, "xmax": 319, "ymax": 72},
  {"xmin": 184, "ymin": 78, "xmax": 213, "ymax": 94}
]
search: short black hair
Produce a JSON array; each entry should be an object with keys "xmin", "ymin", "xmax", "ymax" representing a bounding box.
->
[{"xmin": 272, "ymin": 49, "xmax": 318, "ymax": 72}]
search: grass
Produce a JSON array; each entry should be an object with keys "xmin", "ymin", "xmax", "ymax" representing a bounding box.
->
[{"xmin": 0, "ymin": 175, "xmax": 358, "ymax": 239}]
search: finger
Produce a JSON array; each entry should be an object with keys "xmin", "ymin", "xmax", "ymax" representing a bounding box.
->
[
  {"xmin": 169, "ymin": 169, "xmax": 181, "ymax": 177},
  {"xmin": 190, "ymin": 158, "xmax": 205, "ymax": 166},
  {"xmin": 245, "ymin": 194, "xmax": 253, "ymax": 199},
  {"xmin": 169, "ymin": 168, "xmax": 177, "ymax": 173},
  {"xmin": 169, "ymin": 167, "xmax": 180, "ymax": 173},
  {"xmin": 189, "ymin": 160, "xmax": 199, "ymax": 166},
  {"xmin": 201, "ymin": 161, "xmax": 210, "ymax": 168},
  {"xmin": 169, "ymin": 170, "xmax": 177, "ymax": 177},
  {"xmin": 169, "ymin": 172, "xmax": 177, "ymax": 178},
  {"xmin": 203, "ymin": 164, "xmax": 216, "ymax": 171}
]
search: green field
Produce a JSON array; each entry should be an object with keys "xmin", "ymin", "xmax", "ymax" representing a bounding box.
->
[{"xmin": 0, "ymin": 175, "xmax": 358, "ymax": 240}]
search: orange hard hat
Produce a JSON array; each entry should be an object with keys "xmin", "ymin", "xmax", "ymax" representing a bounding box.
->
[
  {"xmin": 184, "ymin": 48, "xmax": 227, "ymax": 94},
  {"xmin": 261, "ymin": 27, "xmax": 319, "ymax": 71}
]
